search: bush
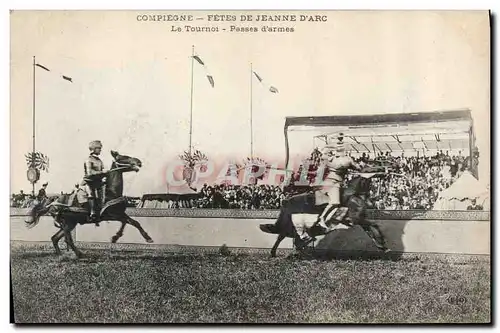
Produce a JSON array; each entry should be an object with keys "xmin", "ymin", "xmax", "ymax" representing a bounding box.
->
[{"xmin": 219, "ymin": 244, "xmax": 231, "ymax": 256}]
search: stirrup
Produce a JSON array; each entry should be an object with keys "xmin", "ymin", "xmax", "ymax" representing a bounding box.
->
[
  {"xmin": 301, "ymin": 234, "xmax": 314, "ymax": 242},
  {"xmin": 89, "ymin": 214, "xmax": 99, "ymax": 224},
  {"xmin": 317, "ymin": 218, "xmax": 329, "ymax": 229},
  {"xmin": 298, "ymin": 234, "xmax": 315, "ymax": 247}
]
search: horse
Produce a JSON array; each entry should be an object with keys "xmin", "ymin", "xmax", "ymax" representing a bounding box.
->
[
  {"xmin": 260, "ymin": 167, "xmax": 391, "ymax": 257},
  {"xmin": 25, "ymin": 150, "xmax": 154, "ymax": 258}
]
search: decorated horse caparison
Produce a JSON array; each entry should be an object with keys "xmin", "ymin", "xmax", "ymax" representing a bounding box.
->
[
  {"xmin": 260, "ymin": 166, "xmax": 392, "ymax": 257},
  {"xmin": 25, "ymin": 151, "xmax": 154, "ymax": 258}
]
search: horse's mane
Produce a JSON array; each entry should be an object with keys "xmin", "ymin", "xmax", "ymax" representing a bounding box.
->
[{"xmin": 347, "ymin": 175, "xmax": 371, "ymax": 195}]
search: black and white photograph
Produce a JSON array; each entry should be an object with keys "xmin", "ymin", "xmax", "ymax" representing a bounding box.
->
[{"xmin": 9, "ymin": 9, "xmax": 491, "ymax": 324}]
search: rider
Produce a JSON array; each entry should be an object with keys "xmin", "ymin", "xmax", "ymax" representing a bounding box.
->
[
  {"xmin": 36, "ymin": 182, "xmax": 48, "ymax": 202},
  {"xmin": 315, "ymin": 134, "xmax": 362, "ymax": 232},
  {"xmin": 82, "ymin": 140, "xmax": 107, "ymax": 226}
]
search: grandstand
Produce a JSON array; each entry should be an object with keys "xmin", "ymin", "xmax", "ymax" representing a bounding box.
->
[{"xmin": 285, "ymin": 108, "xmax": 476, "ymax": 171}]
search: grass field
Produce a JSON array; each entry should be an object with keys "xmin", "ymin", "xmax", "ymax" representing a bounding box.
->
[{"xmin": 11, "ymin": 242, "xmax": 490, "ymax": 324}]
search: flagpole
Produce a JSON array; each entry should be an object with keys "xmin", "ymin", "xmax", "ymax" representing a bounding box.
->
[
  {"xmin": 189, "ymin": 45, "xmax": 194, "ymax": 156},
  {"xmin": 250, "ymin": 62, "xmax": 253, "ymax": 160},
  {"xmin": 32, "ymin": 55, "xmax": 36, "ymax": 196}
]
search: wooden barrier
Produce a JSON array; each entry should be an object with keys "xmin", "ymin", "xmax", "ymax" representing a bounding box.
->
[{"xmin": 10, "ymin": 208, "xmax": 490, "ymax": 255}]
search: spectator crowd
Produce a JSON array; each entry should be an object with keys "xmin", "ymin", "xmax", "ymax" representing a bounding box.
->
[
  {"xmin": 13, "ymin": 149, "xmax": 480, "ymax": 211},
  {"xmin": 10, "ymin": 187, "xmax": 140, "ymax": 208},
  {"xmin": 348, "ymin": 150, "xmax": 473, "ymax": 210},
  {"xmin": 141, "ymin": 184, "xmax": 289, "ymax": 209},
  {"xmin": 10, "ymin": 191, "xmax": 34, "ymax": 208},
  {"xmin": 164, "ymin": 149, "xmax": 473, "ymax": 210}
]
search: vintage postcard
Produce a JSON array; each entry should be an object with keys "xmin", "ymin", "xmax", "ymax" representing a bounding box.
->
[{"xmin": 10, "ymin": 10, "xmax": 490, "ymax": 324}]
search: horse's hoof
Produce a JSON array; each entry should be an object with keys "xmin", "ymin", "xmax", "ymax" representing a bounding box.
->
[
  {"xmin": 111, "ymin": 237, "xmax": 118, "ymax": 243},
  {"xmin": 146, "ymin": 238, "xmax": 154, "ymax": 243},
  {"xmin": 383, "ymin": 248, "xmax": 392, "ymax": 253}
]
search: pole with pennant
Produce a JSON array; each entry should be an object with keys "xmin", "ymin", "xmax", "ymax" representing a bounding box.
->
[
  {"xmin": 189, "ymin": 45, "xmax": 195, "ymax": 156},
  {"xmin": 31, "ymin": 56, "xmax": 36, "ymax": 195},
  {"xmin": 249, "ymin": 68, "xmax": 279, "ymax": 163},
  {"xmin": 27, "ymin": 57, "xmax": 73, "ymax": 194},
  {"xmin": 188, "ymin": 47, "xmax": 215, "ymax": 157},
  {"xmin": 250, "ymin": 63, "xmax": 254, "ymax": 160}
]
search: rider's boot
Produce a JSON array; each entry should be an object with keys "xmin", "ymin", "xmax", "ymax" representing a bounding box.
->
[{"xmin": 88, "ymin": 198, "xmax": 100, "ymax": 227}]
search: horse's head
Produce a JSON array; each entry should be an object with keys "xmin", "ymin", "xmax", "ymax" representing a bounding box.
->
[{"xmin": 110, "ymin": 150, "xmax": 142, "ymax": 172}]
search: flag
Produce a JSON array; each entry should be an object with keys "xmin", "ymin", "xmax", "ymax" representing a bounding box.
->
[
  {"xmin": 36, "ymin": 63, "xmax": 73, "ymax": 83},
  {"xmin": 207, "ymin": 75, "xmax": 214, "ymax": 88},
  {"xmin": 35, "ymin": 63, "xmax": 50, "ymax": 71},
  {"xmin": 192, "ymin": 53, "xmax": 214, "ymax": 88},
  {"xmin": 253, "ymin": 69, "xmax": 278, "ymax": 94},
  {"xmin": 25, "ymin": 152, "xmax": 50, "ymax": 172},
  {"xmin": 193, "ymin": 55, "xmax": 205, "ymax": 66},
  {"xmin": 253, "ymin": 72, "xmax": 263, "ymax": 82}
]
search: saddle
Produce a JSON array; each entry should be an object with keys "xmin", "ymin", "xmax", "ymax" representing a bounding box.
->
[
  {"xmin": 50, "ymin": 189, "xmax": 96, "ymax": 216},
  {"xmin": 311, "ymin": 188, "xmax": 351, "ymax": 226},
  {"xmin": 50, "ymin": 202, "xmax": 88, "ymax": 214}
]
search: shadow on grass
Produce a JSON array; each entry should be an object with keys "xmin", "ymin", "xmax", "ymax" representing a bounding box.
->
[
  {"xmin": 315, "ymin": 220, "xmax": 410, "ymax": 261},
  {"xmin": 287, "ymin": 249, "xmax": 419, "ymax": 262},
  {"xmin": 13, "ymin": 251, "xmax": 63, "ymax": 260},
  {"xmin": 12, "ymin": 244, "xmax": 419, "ymax": 264},
  {"xmin": 59, "ymin": 251, "xmax": 245, "ymax": 264}
]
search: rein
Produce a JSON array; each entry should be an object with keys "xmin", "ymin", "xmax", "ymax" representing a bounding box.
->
[{"xmin": 107, "ymin": 166, "xmax": 132, "ymax": 173}]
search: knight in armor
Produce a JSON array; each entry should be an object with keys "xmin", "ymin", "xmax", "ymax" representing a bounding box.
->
[
  {"xmin": 316, "ymin": 134, "xmax": 362, "ymax": 232},
  {"xmin": 82, "ymin": 140, "xmax": 107, "ymax": 226}
]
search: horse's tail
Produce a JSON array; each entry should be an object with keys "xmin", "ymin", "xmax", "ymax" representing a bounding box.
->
[
  {"xmin": 25, "ymin": 199, "xmax": 53, "ymax": 229},
  {"xmin": 259, "ymin": 203, "xmax": 288, "ymax": 235},
  {"xmin": 275, "ymin": 202, "xmax": 297, "ymax": 237}
]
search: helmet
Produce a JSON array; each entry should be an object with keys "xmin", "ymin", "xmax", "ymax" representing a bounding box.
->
[
  {"xmin": 335, "ymin": 141, "xmax": 345, "ymax": 157},
  {"xmin": 89, "ymin": 140, "xmax": 103, "ymax": 150}
]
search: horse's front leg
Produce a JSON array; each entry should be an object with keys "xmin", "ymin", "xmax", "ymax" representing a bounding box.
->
[
  {"xmin": 360, "ymin": 222, "xmax": 390, "ymax": 252},
  {"xmin": 111, "ymin": 222, "xmax": 126, "ymax": 243},
  {"xmin": 123, "ymin": 215, "xmax": 154, "ymax": 243},
  {"xmin": 270, "ymin": 233, "xmax": 286, "ymax": 258}
]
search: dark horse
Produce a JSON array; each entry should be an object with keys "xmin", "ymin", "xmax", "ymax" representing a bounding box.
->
[
  {"xmin": 260, "ymin": 168, "xmax": 390, "ymax": 257},
  {"xmin": 25, "ymin": 150, "xmax": 154, "ymax": 258}
]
